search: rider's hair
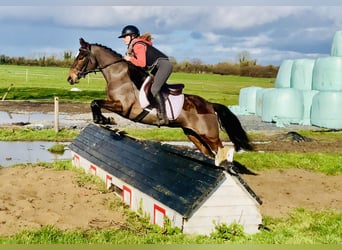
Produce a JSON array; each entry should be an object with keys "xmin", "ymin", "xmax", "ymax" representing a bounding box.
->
[{"xmin": 139, "ymin": 33, "xmax": 152, "ymax": 41}]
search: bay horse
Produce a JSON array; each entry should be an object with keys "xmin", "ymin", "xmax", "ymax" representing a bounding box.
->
[{"xmin": 67, "ymin": 38, "xmax": 253, "ymax": 168}]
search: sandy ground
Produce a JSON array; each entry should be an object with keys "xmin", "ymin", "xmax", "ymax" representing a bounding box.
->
[
  {"xmin": 0, "ymin": 166, "xmax": 126, "ymax": 236},
  {"xmin": 0, "ymin": 100, "xmax": 341, "ymax": 236}
]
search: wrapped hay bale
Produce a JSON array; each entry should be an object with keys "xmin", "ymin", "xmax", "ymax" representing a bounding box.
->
[
  {"xmin": 290, "ymin": 59, "xmax": 315, "ymax": 90},
  {"xmin": 238, "ymin": 86, "xmax": 263, "ymax": 114},
  {"xmin": 311, "ymin": 91, "xmax": 342, "ymax": 129},
  {"xmin": 301, "ymin": 90, "xmax": 319, "ymax": 125},
  {"xmin": 261, "ymin": 88, "xmax": 303, "ymax": 125},
  {"xmin": 331, "ymin": 30, "xmax": 342, "ymax": 56},
  {"xmin": 312, "ymin": 57, "xmax": 342, "ymax": 91},
  {"xmin": 275, "ymin": 59, "xmax": 293, "ymax": 88},
  {"xmin": 255, "ymin": 88, "xmax": 272, "ymax": 116}
]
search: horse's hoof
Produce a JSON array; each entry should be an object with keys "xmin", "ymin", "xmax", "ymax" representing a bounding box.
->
[
  {"xmin": 215, "ymin": 145, "xmax": 235, "ymax": 166},
  {"xmin": 222, "ymin": 161, "xmax": 238, "ymax": 175},
  {"xmin": 93, "ymin": 120, "xmax": 106, "ymax": 125},
  {"xmin": 108, "ymin": 117, "xmax": 117, "ymax": 125}
]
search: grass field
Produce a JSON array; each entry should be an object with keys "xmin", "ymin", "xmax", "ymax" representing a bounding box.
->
[
  {"xmin": 0, "ymin": 64, "xmax": 341, "ymax": 244},
  {"xmin": 0, "ymin": 64, "xmax": 274, "ymax": 105}
]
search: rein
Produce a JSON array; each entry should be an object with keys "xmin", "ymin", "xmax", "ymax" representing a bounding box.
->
[{"xmin": 77, "ymin": 46, "xmax": 124, "ymax": 78}]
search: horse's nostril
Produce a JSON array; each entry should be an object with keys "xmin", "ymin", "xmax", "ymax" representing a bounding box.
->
[{"xmin": 67, "ymin": 76, "xmax": 74, "ymax": 84}]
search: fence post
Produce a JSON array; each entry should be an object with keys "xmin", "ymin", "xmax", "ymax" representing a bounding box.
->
[
  {"xmin": 2, "ymin": 83, "xmax": 13, "ymax": 101},
  {"xmin": 54, "ymin": 96, "xmax": 59, "ymax": 132}
]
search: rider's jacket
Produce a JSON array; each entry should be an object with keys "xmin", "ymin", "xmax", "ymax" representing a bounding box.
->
[{"xmin": 127, "ymin": 38, "xmax": 168, "ymax": 70}]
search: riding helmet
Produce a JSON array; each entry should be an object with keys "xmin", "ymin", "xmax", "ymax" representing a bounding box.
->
[{"xmin": 118, "ymin": 25, "xmax": 140, "ymax": 38}]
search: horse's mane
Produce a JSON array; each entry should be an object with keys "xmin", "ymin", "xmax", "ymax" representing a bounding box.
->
[
  {"xmin": 92, "ymin": 43, "xmax": 123, "ymax": 58},
  {"xmin": 91, "ymin": 42, "xmax": 148, "ymax": 89}
]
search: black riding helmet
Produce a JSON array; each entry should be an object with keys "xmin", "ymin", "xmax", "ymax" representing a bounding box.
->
[{"xmin": 118, "ymin": 25, "xmax": 140, "ymax": 38}]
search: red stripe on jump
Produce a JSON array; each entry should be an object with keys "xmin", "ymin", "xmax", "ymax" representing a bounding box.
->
[
  {"xmin": 106, "ymin": 175, "xmax": 112, "ymax": 189},
  {"xmin": 89, "ymin": 165, "xmax": 97, "ymax": 175},
  {"xmin": 122, "ymin": 185, "xmax": 132, "ymax": 207},
  {"xmin": 73, "ymin": 154, "xmax": 80, "ymax": 167},
  {"xmin": 153, "ymin": 204, "xmax": 166, "ymax": 225}
]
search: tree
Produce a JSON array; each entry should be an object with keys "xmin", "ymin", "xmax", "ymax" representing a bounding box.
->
[
  {"xmin": 64, "ymin": 50, "xmax": 73, "ymax": 60},
  {"xmin": 236, "ymin": 50, "xmax": 256, "ymax": 66}
]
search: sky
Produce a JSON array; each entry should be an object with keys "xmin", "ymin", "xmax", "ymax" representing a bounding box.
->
[{"xmin": 1, "ymin": 1, "xmax": 342, "ymax": 66}]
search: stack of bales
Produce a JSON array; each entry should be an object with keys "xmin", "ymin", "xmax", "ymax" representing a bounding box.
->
[{"xmin": 237, "ymin": 30, "xmax": 342, "ymax": 129}]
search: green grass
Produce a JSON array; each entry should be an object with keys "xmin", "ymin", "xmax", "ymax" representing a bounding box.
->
[
  {"xmin": 251, "ymin": 209, "xmax": 342, "ymax": 244},
  {"xmin": 0, "ymin": 127, "xmax": 78, "ymax": 141},
  {"xmin": 124, "ymin": 127, "xmax": 189, "ymax": 141},
  {"xmin": 0, "ymin": 87, "xmax": 106, "ymax": 102},
  {"xmin": 47, "ymin": 143, "xmax": 66, "ymax": 154},
  {"xmin": 0, "ymin": 65, "xmax": 274, "ymax": 106},
  {"xmin": 0, "ymin": 65, "xmax": 105, "ymax": 90},
  {"xmin": 234, "ymin": 152, "xmax": 342, "ymax": 175},
  {"xmin": 168, "ymin": 72, "xmax": 274, "ymax": 105}
]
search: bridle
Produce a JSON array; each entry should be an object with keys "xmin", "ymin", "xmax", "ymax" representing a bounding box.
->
[
  {"xmin": 75, "ymin": 45, "xmax": 125, "ymax": 79},
  {"xmin": 75, "ymin": 47, "xmax": 94, "ymax": 79}
]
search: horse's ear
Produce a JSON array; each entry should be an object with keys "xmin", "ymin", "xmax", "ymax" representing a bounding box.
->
[{"xmin": 79, "ymin": 38, "xmax": 89, "ymax": 49}]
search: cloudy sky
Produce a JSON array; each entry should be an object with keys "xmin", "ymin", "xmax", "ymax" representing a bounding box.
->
[{"xmin": 1, "ymin": 1, "xmax": 342, "ymax": 66}]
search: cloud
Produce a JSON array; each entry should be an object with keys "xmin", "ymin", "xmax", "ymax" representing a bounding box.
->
[
  {"xmin": 0, "ymin": 6, "xmax": 307, "ymax": 30},
  {"xmin": 0, "ymin": 5, "xmax": 341, "ymax": 65}
]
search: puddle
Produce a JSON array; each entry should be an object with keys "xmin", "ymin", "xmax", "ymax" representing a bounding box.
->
[
  {"xmin": 0, "ymin": 111, "xmax": 90, "ymax": 127},
  {"xmin": 0, "ymin": 141, "xmax": 71, "ymax": 167},
  {"xmin": 0, "ymin": 111, "xmax": 54, "ymax": 124}
]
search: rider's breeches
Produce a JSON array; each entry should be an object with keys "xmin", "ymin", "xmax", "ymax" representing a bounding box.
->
[{"xmin": 150, "ymin": 58, "xmax": 172, "ymax": 97}]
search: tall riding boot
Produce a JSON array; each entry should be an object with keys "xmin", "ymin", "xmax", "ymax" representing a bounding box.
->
[{"xmin": 154, "ymin": 93, "xmax": 169, "ymax": 126}]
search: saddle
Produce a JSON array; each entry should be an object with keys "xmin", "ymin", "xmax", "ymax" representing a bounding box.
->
[
  {"xmin": 138, "ymin": 76, "xmax": 185, "ymax": 121},
  {"xmin": 142, "ymin": 76, "xmax": 184, "ymax": 103}
]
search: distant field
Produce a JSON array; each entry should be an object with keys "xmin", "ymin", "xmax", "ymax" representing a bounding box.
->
[{"xmin": 0, "ymin": 65, "xmax": 274, "ymax": 105}]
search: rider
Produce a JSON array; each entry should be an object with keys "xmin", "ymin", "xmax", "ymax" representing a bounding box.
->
[{"xmin": 119, "ymin": 25, "xmax": 172, "ymax": 125}]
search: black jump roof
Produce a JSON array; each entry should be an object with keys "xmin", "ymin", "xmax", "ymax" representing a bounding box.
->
[{"xmin": 69, "ymin": 123, "xmax": 225, "ymax": 217}]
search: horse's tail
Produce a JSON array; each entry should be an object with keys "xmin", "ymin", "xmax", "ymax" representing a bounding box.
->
[{"xmin": 213, "ymin": 103, "xmax": 253, "ymax": 151}]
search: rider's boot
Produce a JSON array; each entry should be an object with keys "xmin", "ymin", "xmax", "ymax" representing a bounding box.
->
[{"xmin": 154, "ymin": 93, "xmax": 169, "ymax": 126}]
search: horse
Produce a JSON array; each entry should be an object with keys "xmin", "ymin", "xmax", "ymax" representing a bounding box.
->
[{"xmin": 67, "ymin": 38, "xmax": 253, "ymax": 168}]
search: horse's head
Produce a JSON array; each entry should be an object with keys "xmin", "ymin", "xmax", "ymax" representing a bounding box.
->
[{"xmin": 67, "ymin": 38, "xmax": 97, "ymax": 84}]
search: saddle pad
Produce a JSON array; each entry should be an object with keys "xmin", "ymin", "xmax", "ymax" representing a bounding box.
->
[{"xmin": 139, "ymin": 89, "xmax": 184, "ymax": 120}]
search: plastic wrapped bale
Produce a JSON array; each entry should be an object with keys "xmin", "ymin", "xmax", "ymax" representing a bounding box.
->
[
  {"xmin": 312, "ymin": 57, "xmax": 342, "ymax": 91},
  {"xmin": 290, "ymin": 59, "xmax": 315, "ymax": 90},
  {"xmin": 238, "ymin": 86, "xmax": 263, "ymax": 114},
  {"xmin": 331, "ymin": 30, "xmax": 342, "ymax": 56},
  {"xmin": 261, "ymin": 88, "xmax": 304, "ymax": 125},
  {"xmin": 311, "ymin": 91, "xmax": 342, "ymax": 129},
  {"xmin": 301, "ymin": 90, "xmax": 319, "ymax": 125},
  {"xmin": 275, "ymin": 60, "xmax": 293, "ymax": 88},
  {"xmin": 255, "ymin": 88, "xmax": 272, "ymax": 116}
]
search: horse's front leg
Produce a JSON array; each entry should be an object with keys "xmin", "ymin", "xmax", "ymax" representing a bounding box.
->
[{"xmin": 90, "ymin": 100, "xmax": 117, "ymax": 125}]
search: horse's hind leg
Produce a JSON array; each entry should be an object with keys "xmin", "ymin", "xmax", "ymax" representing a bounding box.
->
[
  {"xmin": 182, "ymin": 127, "xmax": 219, "ymax": 159},
  {"xmin": 182, "ymin": 127, "xmax": 235, "ymax": 168},
  {"xmin": 215, "ymin": 145, "xmax": 235, "ymax": 167}
]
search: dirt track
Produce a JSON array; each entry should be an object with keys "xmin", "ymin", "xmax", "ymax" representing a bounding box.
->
[{"xmin": 0, "ymin": 100, "xmax": 341, "ymax": 236}]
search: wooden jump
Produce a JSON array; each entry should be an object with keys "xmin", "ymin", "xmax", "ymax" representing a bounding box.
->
[{"xmin": 69, "ymin": 123, "xmax": 262, "ymax": 235}]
